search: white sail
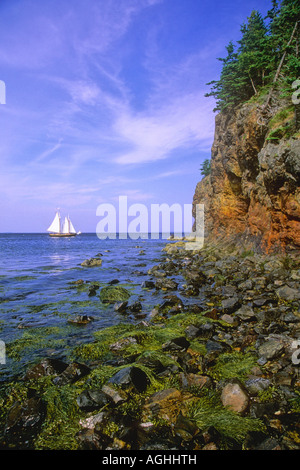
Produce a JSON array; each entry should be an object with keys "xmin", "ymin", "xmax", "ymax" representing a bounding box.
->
[
  {"xmin": 47, "ymin": 212, "xmax": 61, "ymax": 233},
  {"xmin": 68, "ymin": 217, "xmax": 76, "ymax": 234},
  {"xmin": 62, "ymin": 217, "xmax": 70, "ymax": 234}
]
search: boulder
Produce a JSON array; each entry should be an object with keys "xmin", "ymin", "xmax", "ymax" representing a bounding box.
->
[{"xmin": 221, "ymin": 379, "xmax": 249, "ymax": 414}]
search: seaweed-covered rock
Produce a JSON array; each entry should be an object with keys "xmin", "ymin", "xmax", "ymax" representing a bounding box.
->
[
  {"xmin": 99, "ymin": 286, "xmax": 131, "ymax": 304},
  {"xmin": 81, "ymin": 257, "xmax": 103, "ymax": 267}
]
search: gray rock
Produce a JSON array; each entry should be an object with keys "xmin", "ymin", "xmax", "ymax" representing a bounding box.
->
[
  {"xmin": 77, "ymin": 389, "xmax": 112, "ymax": 410},
  {"xmin": 245, "ymin": 378, "xmax": 271, "ymax": 396},
  {"xmin": 258, "ymin": 339, "xmax": 285, "ymax": 360},
  {"xmin": 221, "ymin": 297, "xmax": 241, "ymax": 313},
  {"xmin": 108, "ymin": 366, "xmax": 149, "ymax": 392},
  {"xmin": 235, "ymin": 304, "xmax": 256, "ymax": 321},
  {"xmin": 276, "ymin": 285, "xmax": 300, "ymax": 301}
]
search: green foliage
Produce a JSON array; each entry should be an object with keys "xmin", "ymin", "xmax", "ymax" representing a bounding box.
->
[
  {"xmin": 210, "ymin": 351, "xmax": 257, "ymax": 382},
  {"xmin": 206, "ymin": 1, "xmax": 300, "ymax": 111},
  {"xmin": 200, "ymin": 159, "xmax": 211, "ymax": 177}
]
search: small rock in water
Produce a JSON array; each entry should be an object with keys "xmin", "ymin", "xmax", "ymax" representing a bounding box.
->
[{"xmin": 68, "ymin": 315, "xmax": 94, "ymax": 325}]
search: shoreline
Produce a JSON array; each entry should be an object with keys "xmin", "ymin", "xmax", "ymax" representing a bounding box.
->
[{"xmin": 0, "ymin": 240, "xmax": 299, "ymax": 450}]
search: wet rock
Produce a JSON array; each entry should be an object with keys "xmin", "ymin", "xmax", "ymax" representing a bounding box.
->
[
  {"xmin": 77, "ymin": 389, "xmax": 113, "ymax": 411},
  {"xmin": 162, "ymin": 336, "xmax": 190, "ymax": 352},
  {"xmin": 128, "ymin": 301, "xmax": 142, "ymax": 313},
  {"xmin": 221, "ymin": 379, "xmax": 249, "ymax": 414},
  {"xmin": 185, "ymin": 325, "xmax": 201, "ymax": 340},
  {"xmin": 68, "ymin": 315, "xmax": 94, "ymax": 325},
  {"xmin": 276, "ymin": 285, "xmax": 300, "ymax": 301},
  {"xmin": 235, "ymin": 304, "xmax": 256, "ymax": 321},
  {"xmin": 137, "ymin": 352, "xmax": 166, "ymax": 374},
  {"xmin": 155, "ymin": 278, "xmax": 178, "ymax": 291},
  {"xmin": 197, "ymin": 322, "xmax": 215, "ymax": 339},
  {"xmin": 109, "ymin": 337, "xmax": 137, "ymax": 352},
  {"xmin": 179, "ymin": 373, "xmax": 213, "ymax": 391},
  {"xmin": 141, "ymin": 280, "xmax": 156, "ymax": 289},
  {"xmin": 81, "ymin": 257, "xmax": 103, "ymax": 267},
  {"xmin": 221, "ymin": 297, "xmax": 241, "ymax": 314},
  {"xmin": 258, "ymin": 339, "xmax": 285, "ymax": 360},
  {"xmin": 245, "ymin": 378, "xmax": 272, "ymax": 396},
  {"xmin": 114, "ymin": 301, "xmax": 128, "ymax": 313},
  {"xmin": 255, "ymin": 437, "xmax": 282, "ymax": 450},
  {"xmin": 158, "ymin": 295, "xmax": 182, "ymax": 311},
  {"xmin": 4, "ymin": 397, "xmax": 46, "ymax": 447},
  {"xmin": 220, "ymin": 313, "xmax": 239, "ymax": 326},
  {"xmin": 205, "ymin": 339, "xmax": 230, "ymax": 354},
  {"xmin": 24, "ymin": 358, "xmax": 68, "ymax": 380},
  {"xmin": 249, "ymin": 402, "xmax": 278, "ymax": 419},
  {"xmin": 143, "ymin": 388, "xmax": 183, "ymax": 423},
  {"xmin": 77, "ymin": 412, "xmax": 113, "ymax": 450},
  {"xmin": 174, "ymin": 413, "xmax": 199, "ymax": 441},
  {"xmin": 108, "ymin": 366, "xmax": 149, "ymax": 392},
  {"xmin": 184, "ymin": 270, "xmax": 207, "ymax": 286},
  {"xmin": 101, "ymin": 385, "xmax": 127, "ymax": 405},
  {"xmin": 88, "ymin": 285, "xmax": 99, "ymax": 296},
  {"xmin": 52, "ymin": 362, "xmax": 90, "ymax": 386},
  {"xmin": 99, "ymin": 286, "xmax": 131, "ymax": 304}
]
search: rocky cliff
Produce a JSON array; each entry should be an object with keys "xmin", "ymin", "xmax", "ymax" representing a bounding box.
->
[{"xmin": 193, "ymin": 95, "xmax": 300, "ymax": 253}]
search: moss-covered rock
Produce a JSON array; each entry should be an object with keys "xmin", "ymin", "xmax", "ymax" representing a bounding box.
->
[{"xmin": 99, "ymin": 286, "xmax": 131, "ymax": 304}]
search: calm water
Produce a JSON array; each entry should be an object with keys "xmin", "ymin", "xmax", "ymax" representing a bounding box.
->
[{"xmin": 0, "ymin": 233, "xmax": 184, "ymax": 381}]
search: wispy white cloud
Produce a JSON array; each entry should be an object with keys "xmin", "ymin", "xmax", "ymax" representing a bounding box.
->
[{"xmin": 113, "ymin": 92, "xmax": 215, "ymax": 164}]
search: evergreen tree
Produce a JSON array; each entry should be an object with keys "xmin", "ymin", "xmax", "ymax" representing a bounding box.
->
[
  {"xmin": 237, "ymin": 11, "xmax": 270, "ymax": 95},
  {"xmin": 205, "ymin": 1, "xmax": 300, "ymax": 112},
  {"xmin": 200, "ymin": 159, "xmax": 211, "ymax": 177}
]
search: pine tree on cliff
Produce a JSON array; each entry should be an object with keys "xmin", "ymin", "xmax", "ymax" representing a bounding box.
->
[
  {"xmin": 266, "ymin": 0, "xmax": 299, "ymax": 85},
  {"xmin": 205, "ymin": 0, "xmax": 300, "ymax": 112},
  {"xmin": 205, "ymin": 11, "xmax": 269, "ymax": 111}
]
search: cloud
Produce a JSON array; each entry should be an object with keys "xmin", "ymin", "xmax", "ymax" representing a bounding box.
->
[{"xmin": 113, "ymin": 92, "xmax": 215, "ymax": 164}]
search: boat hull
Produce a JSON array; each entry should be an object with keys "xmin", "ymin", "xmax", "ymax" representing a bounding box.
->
[{"xmin": 49, "ymin": 233, "xmax": 77, "ymax": 237}]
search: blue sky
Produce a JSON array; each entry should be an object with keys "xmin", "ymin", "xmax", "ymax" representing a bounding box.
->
[{"xmin": 0, "ymin": 0, "xmax": 273, "ymax": 233}]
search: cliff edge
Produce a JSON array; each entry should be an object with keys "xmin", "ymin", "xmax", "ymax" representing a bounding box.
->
[{"xmin": 193, "ymin": 96, "xmax": 300, "ymax": 253}]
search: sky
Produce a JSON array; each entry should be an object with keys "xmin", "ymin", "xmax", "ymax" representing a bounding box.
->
[{"xmin": 0, "ymin": 0, "xmax": 273, "ymax": 233}]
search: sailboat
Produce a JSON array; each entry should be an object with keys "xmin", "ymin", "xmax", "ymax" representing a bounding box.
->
[{"xmin": 47, "ymin": 210, "xmax": 80, "ymax": 237}]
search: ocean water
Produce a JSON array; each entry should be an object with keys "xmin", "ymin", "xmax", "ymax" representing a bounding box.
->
[{"xmin": 0, "ymin": 233, "xmax": 185, "ymax": 381}]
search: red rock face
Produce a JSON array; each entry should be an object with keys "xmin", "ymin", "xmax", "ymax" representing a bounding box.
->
[{"xmin": 193, "ymin": 101, "xmax": 300, "ymax": 253}]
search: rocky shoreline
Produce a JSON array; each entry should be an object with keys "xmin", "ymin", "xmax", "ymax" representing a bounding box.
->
[{"xmin": 0, "ymin": 240, "xmax": 299, "ymax": 450}]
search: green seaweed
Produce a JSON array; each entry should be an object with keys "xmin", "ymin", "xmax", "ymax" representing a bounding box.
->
[
  {"xmin": 186, "ymin": 390, "xmax": 266, "ymax": 448},
  {"xmin": 210, "ymin": 351, "xmax": 257, "ymax": 382},
  {"xmin": 6, "ymin": 327, "xmax": 67, "ymax": 361}
]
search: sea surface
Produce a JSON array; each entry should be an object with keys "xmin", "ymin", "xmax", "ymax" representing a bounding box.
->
[{"xmin": 0, "ymin": 233, "xmax": 185, "ymax": 382}]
